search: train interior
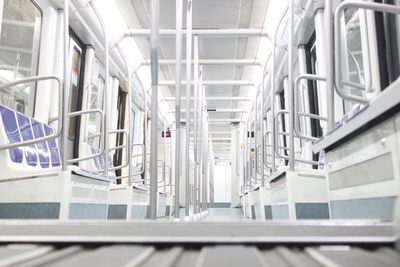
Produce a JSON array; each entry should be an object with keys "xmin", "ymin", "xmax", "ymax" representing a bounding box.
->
[{"xmin": 0, "ymin": 0, "xmax": 399, "ymax": 266}]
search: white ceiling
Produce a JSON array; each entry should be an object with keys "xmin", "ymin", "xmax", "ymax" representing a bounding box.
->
[{"xmin": 116, "ymin": 0, "xmax": 270, "ymax": 155}]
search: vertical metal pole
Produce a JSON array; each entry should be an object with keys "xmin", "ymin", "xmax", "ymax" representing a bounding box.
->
[
  {"xmin": 193, "ymin": 35, "xmax": 199, "ymax": 214},
  {"xmin": 271, "ymin": 38, "xmax": 276, "ymax": 173},
  {"xmin": 202, "ymin": 86, "xmax": 207, "ymax": 211},
  {"xmin": 185, "ymin": 0, "xmax": 193, "ymax": 216},
  {"xmin": 61, "ymin": 0, "xmax": 69, "ymax": 171},
  {"xmin": 245, "ymin": 121, "xmax": 249, "ymax": 191},
  {"xmin": 142, "ymin": 80, "xmax": 148, "ymax": 183},
  {"xmin": 90, "ymin": 2, "xmax": 109, "ymax": 177},
  {"xmin": 169, "ymin": 122, "xmax": 174, "ymax": 195},
  {"xmin": 260, "ymin": 68, "xmax": 265, "ymax": 187},
  {"xmin": 325, "ymin": 0, "xmax": 334, "ymax": 131},
  {"xmin": 149, "ymin": 0, "xmax": 159, "ymax": 219},
  {"xmin": 103, "ymin": 19, "xmax": 109, "ymax": 177},
  {"xmin": 163, "ymin": 119, "xmax": 167, "ymax": 192},
  {"xmin": 253, "ymin": 101, "xmax": 257, "ymax": 180},
  {"xmin": 197, "ymin": 67, "xmax": 203, "ymax": 213},
  {"xmin": 174, "ymin": 0, "xmax": 183, "ymax": 218},
  {"xmin": 127, "ymin": 70, "xmax": 132, "ymax": 185},
  {"xmin": 209, "ymin": 153, "xmax": 214, "ymax": 207},
  {"xmin": 288, "ymin": 0, "xmax": 295, "ymax": 171},
  {"xmin": 270, "ymin": 8, "xmax": 288, "ymax": 174}
]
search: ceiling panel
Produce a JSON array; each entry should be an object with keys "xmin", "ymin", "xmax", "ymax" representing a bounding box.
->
[{"xmin": 115, "ymin": 0, "xmax": 270, "ymax": 143}]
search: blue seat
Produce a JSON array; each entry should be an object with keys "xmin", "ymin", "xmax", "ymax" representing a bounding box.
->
[
  {"xmin": 31, "ymin": 120, "xmax": 50, "ymax": 168},
  {"xmin": 16, "ymin": 113, "xmax": 38, "ymax": 167},
  {"xmin": 0, "ymin": 104, "xmax": 61, "ymax": 171},
  {"xmin": 43, "ymin": 125, "xmax": 61, "ymax": 167},
  {"xmin": 91, "ymin": 147, "xmax": 101, "ymax": 170},
  {"xmin": 0, "ymin": 105, "xmax": 23, "ymax": 164}
]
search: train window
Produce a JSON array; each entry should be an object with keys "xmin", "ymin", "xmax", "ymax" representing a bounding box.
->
[
  {"xmin": 68, "ymin": 42, "xmax": 83, "ymax": 140},
  {"xmin": 278, "ymin": 90, "xmax": 288, "ymax": 166},
  {"xmin": 0, "ymin": 0, "xmax": 42, "ymax": 116},
  {"xmin": 339, "ymin": 8, "xmax": 369, "ymax": 114},
  {"xmin": 87, "ymin": 73, "xmax": 105, "ymax": 147},
  {"xmin": 304, "ymin": 32, "xmax": 323, "ymax": 139},
  {"xmin": 374, "ymin": 0, "xmax": 400, "ymax": 90},
  {"xmin": 343, "ymin": 9, "xmax": 366, "ymax": 86},
  {"xmin": 114, "ymin": 86, "xmax": 127, "ymax": 179}
]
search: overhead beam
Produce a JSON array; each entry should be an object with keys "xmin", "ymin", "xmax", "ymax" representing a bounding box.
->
[
  {"xmin": 191, "ymin": 132, "xmax": 231, "ymax": 135},
  {"xmin": 191, "ymin": 137, "xmax": 231, "ymax": 141},
  {"xmin": 182, "ymin": 119, "xmax": 244, "ymax": 123},
  {"xmin": 209, "ymin": 132, "xmax": 232, "ymax": 134},
  {"xmin": 174, "ymin": 109, "xmax": 247, "ymax": 113},
  {"xmin": 162, "ymin": 97, "xmax": 251, "ymax": 101},
  {"xmin": 142, "ymin": 59, "xmax": 261, "ymax": 65},
  {"xmin": 159, "ymin": 80, "xmax": 255, "ymax": 86},
  {"xmin": 126, "ymin": 28, "xmax": 269, "ymax": 37}
]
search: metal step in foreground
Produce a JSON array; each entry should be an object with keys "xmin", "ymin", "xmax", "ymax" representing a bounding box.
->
[{"xmin": 0, "ymin": 221, "xmax": 398, "ymax": 267}]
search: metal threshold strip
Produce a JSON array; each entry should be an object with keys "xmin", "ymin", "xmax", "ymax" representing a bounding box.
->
[{"xmin": 0, "ymin": 221, "xmax": 396, "ymax": 245}]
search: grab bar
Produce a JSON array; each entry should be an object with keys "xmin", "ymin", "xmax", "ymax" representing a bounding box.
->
[
  {"xmin": 334, "ymin": 1, "xmax": 400, "ymax": 104},
  {"xmin": 294, "ymin": 74, "xmax": 328, "ymax": 142},
  {"xmin": 116, "ymin": 143, "xmax": 145, "ymax": 181},
  {"xmin": 275, "ymin": 110, "xmax": 319, "ymax": 166},
  {"xmin": 67, "ymin": 109, "xmax": 105, "ymax": 164},
  {"xmin": 0, "ymin": 75, "xmax": 63, "ymax": 150},
  {"xmin": 131, "ymin": 143, "xmax": 145, "ymax": 176},
  {"xmin": 98, "ymin": 129, "xmax": 129, "ymax": 172}
]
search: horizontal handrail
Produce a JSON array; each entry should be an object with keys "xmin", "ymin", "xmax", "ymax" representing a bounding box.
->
[
  {"xmin": 116, "ymin": 143, "xmax": 145, "ymax": 180},
  {"xmin": 143, "ymin": 160, "xmax": 166, "ymax": 184},
  {"xmin": 334, "ymin": 1, "xmax": 400, "ymax": 104},
  {"xmin": 275, "ymin": 110, "xmax": 319, "ymax": 166},
  {"xmin": 131, "ymin": 143, "xmax": 145, "ymax": 176},
  {"xmin": 87, "ymin": 132, "xmax": 102, "ymax": 141},
  {"xmin": 99, "ymin": 129, "xmax": 129, "ymax": 172},
  {"xmin": 67, "ymin": 109, "xmax": 105, "ymax": 164},
  {"xmin": 294, "ymin": 74, "xmax": 328, "ymax": 142},
  {"xmin": 0, "ymin": 75, "xmax": 63, "ymax": 150}
]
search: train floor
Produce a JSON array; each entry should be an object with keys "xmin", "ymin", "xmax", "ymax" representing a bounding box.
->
[
  {"xmin": 0, "ymin": 219, "xmax": 397, "ymax": 267},
  {"xmin": 173, "ymin": 207, "xmax": 247, "ymax": 222}
]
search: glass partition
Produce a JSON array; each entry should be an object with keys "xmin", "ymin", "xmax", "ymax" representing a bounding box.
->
[{"xmin": 0, "ymin": 0, "xmax": 42, "ymax": 116}]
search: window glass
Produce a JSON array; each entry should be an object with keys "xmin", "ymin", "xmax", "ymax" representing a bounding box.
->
[
  {"xmin": 341, "ymin": 8, "xmax": 368, "ymax": 113},
  {"xmin": 304, "ymin": 33, "xmax": 323, "ymax": 139},
  {"xmin": 374, "ymin": 0, "xmax": 400, "ymax": 90},
  {"xmin": 68, "ymin": 45, "xmax": 82, "ymax": 140},
  {"xmin": 87, "ymin": 74, "xmax": 104, "ymax": 147},
  {"xmin": 344, "ymin": 9, "xmax": 365, "ymax": 86},
  {"xmin": 0, "ymin": 0, "xmax": 42, "ymax": 116}
]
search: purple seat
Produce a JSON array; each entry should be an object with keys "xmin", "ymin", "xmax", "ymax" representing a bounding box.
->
[
  {"xmin": 91, "ymin": 147, "xmax": 101, "ymax": 170},
  {"xmin": 16, "ymin": 113, "xmax": 38, "ymax": 167},
  {"xmin": 107, "ymin": 155, "xmax": 113, "ymax": 168},
  {"xmin": 0, "ymin": 105, "xmax": 23, "ymax": 163},
  {"xmin": 43, "ymin": 125, "xmax": 61, "ymax": 167},
  {"xmin": 98, "ymin": 151, "xmax": 106, "ymax": 170},
  {"xmin": 31, "ymin": 120, "xmax": 50, "ymax": 168}
]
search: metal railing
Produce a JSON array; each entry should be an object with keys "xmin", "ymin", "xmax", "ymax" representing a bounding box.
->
[
  {"xmin": 98, "ymin": 129, "xmax": 129, "ymax": 172},
  {"xmin": 294, "ymin": 74, "xmax": 328, "ymax": 142},
  {"xmin": 143, "ymin": 160, "xmax": 166, "ymax": 185},
  {"xmin": 333, "ymin": 1, "xmax": 400, "ymax": 104},
  {"xmin": 275, "ymin": 110, "xmax": 319, "ymax": 166},
  {"xmin": 117, "ymin": 143, "xmax": 145, "ymax": 183},
  {"xmin": 0, "ymin": 76, "xmax": 63, "ymax": 150},
  {"xmin": 67, "ymin": 109, "xmax": 105, "ymax": 164}
]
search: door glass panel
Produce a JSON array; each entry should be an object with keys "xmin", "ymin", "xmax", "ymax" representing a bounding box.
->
[
  {"xmin": 0, "ymin": 0, "xmax": 42, "ymax": 116},
  {"xmin": 342, "ymin": 8, "xmax": 367, "ymax": 113},
  {"xmin": 87, "ymin": 74, "xmax": 104, "ymax": 147},
  {"xmin": 68, "ymin": 45, "xmax": 82, "ymax": 140}
]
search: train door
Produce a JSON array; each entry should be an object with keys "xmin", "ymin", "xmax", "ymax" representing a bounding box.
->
[
  {"xmin": 77, "ymin": 46, "xmax": 106, "ymax": 172},
  {"xmin": 66, "ymin": 33, "xmax": 85, "ymax": 161},
  {"xmin": 114, "ymin": 85, "xmax": 127, "ymax": 179}
]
